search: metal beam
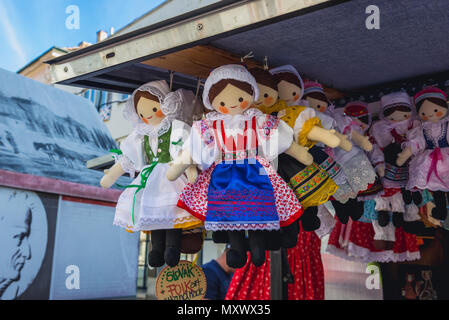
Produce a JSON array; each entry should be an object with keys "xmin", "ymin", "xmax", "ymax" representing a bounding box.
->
[{"xmin": 49, "ymin": 0, "xmax": 338, "ymax": 86}]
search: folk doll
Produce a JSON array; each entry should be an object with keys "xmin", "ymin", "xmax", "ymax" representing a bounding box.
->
[
  {"xmin": 302, "ymin": 81, "xmax": 378, "ymax": 224},
  {"xmin": 250, "ymin": 68, "xmax": 340, "ymax": 231},
  {"xmin": 398, "ymin": 87, "xmax": 449, "ymax": 221},
  {"xmin": 167, "ymin": 64, "xmax": 313, "ymax": 268},
  {"xmin": 100, "ymin": 81, "xmax": 201, "ymax": 267},
  {"xmin": 370, "ymin": 92, "xmax": 421, "ymax": 230},
  {"xmin": 326, "ymin": 101, "xmax": 421, "ymax": 262}
]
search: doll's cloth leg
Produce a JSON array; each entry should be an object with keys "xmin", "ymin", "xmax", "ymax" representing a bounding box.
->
[
  {"xmin": 248, "ymin": 231, "xmax": 267, "ymax": 267},
  {"xmin": 411, "ymin": 191, "xmax": 423, "ymax": 206},
  {"xmin": 212, "ymin": 231, "xmax": 229, "ymax": 244},
  {"xmin": 148, "ymin": 230, "xmax": 166, "ymax": 268},
  {"xmin": 280, "ymin": 219, "xmax": 300, "ymax": 248},
  {"xmin": 402, "ymin": 188, "xmax": 412, "ymax": 205},
  {"xmin": 431, "ymin": 191, "xmax": 447, "ymax": 220},
  {"xmin": 165, "ymin": 228, "xmax": 182, "ymax": 267},
  {"xmin": 347, "ymin": 198, "xmax": 364, "ymax": 221},
  {"xmin": 331, "ymin": 200, "xmax": 349, "ymax": 224},
  {"xmin": 264, "ymin": 230, "xmax": 281, "ymax": 251},
  {"xmin": 299, "ymin": 206, "xmax": 320, "ymax": 232},
  {"xmin": 377, "ymin": 211, "xmax": 391, "ymax": 227},
  {"xmin": 402, "ymin": 203, "xmax": 422, "ymax": 234},
  {"xmin": 227, "ymin": 231, "xmax": 248, "ymax": 269}
]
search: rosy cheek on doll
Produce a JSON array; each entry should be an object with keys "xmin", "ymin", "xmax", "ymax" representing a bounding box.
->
[
  {"xmin": 155, "ymin": 109, "xmax": 164, "ymax": 118},
  {"xmin": 219, "ymin": 105, "xmax": 230, "ymax": 114},
  {"xmin": 240, "ymin": 100, "xmax": 249, "ymax": 110},
  {"xmin": 264, "ymin": 96, "xmax": 274, "ymax": 105}
]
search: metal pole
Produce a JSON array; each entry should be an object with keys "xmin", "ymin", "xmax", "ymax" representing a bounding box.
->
[{"xmin": 270, "ymin": 250, "xmax": 283, "ymax": 300}]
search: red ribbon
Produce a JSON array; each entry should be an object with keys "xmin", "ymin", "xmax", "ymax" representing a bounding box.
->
[{"xmin": 426, "ymin": 147, "xmax": 449, "ymax": 188}]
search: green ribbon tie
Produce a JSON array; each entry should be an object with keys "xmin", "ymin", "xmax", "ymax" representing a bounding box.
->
[
  {"xmin": 109, "ymin": 149, "xmax": 123, "ymax": 155},
  {"xmin": 171, "ymin": 138, "xmax": 183, "ymax": 147},
  {"xmin": 116, "ymin": 161, "xmax": 158, "ymax": 225}
]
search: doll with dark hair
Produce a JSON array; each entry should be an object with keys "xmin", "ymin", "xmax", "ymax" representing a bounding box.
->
[
  {"xmin": 167, "ymin": 64, "xmax": 316, "ymax": 268},
  {"xmin": 370, "ymin": 92, "xmax": 422, "ymax": 240},
  {"xmin": 100, "ymin": 81, "xmax": 202, "ymax": 267},
  {"xmin": 301, "ymin": 81, "xmax": 378, "ymax": 224},
  {"xmin": 398, "ymin": 87, "xmax": 449, "ymax": 222},
  {"xmin": 250, "ymin": 67, "xmax": 344, "ymax": 232}
]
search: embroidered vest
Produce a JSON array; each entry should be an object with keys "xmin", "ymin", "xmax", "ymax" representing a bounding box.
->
[
  {"xmin": 144, "ymin": 126, "xmax": 172, "ymax": 164},
  {"xmin": 424, "ymin": 121, "xmax": 449, "ymax": 150}
]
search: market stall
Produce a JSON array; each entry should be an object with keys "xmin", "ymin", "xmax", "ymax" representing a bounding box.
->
[{"xmin": 46, "ymin": 0, "xmax": 449, "ymax": 300}]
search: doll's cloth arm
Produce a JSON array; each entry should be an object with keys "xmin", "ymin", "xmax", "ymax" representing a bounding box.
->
[
  {"xmin": 404, "ymin": 125, "xmax": 425, "ymax": 155},
  {"xmin": 280, "ymin": 106, "xmax": 321, "ymax": 148},
  {"xmin": 256, "ymin": 115, "xmax": 293, "ymax": 161},
  {"xmin": 115, "ymin": 130, "xmax": 145, "ymax": 177},
  {"xmin": 366, "ymin": 133, "xmax": 385, "ymax": 170}
]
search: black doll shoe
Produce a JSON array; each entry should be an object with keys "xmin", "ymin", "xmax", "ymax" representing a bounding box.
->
[
  {"xmin": 411, "ymin": 192, "xmax": 423, "ymax": 206},
  {"xmin": 164, "ymin": 247, "xmax": 181, "ymax": 267},
  {"xmin": 248, "ymin": 231, "xmax": 267, "ymax": 267},
  {"xmin": 431, "ymin": 205, "xmax": 448, "ymax": 221},
  {"xmin": 148, "ymin": 250, "xmax": 165, "ymax": 268},
  {"xmin": 332, "ymin": 200, "xmax": 349, "ymax": 224},
  {"xmin": 226, "ymin": 249, "xmax": 247, "ymax": 269},
  {"xmin": 348, "ymin": 199, "xmax": 364, "ymax": 221},
  {"xmin": 280, "ymin": 219, "xmax": 300, "ymax": 248},
  {"xmin": 300, "ymin": 207, "xmax": 320, "ymax": 232},
  {"xmin": 212, "ymin": 231, "xmax": 229, "ymax": 244},
  {"xmin": 264, "ymin": 230, "xmax": 281, "ymax": 251},
  {"xmin": 402, "ymin": 221, "xmax": 424, "ymax": 235},
  {"xmin": 377, "ymin": 211, "xmax": 390, "ymax": 227},
  {"xmin": 402, "ymin": 189, "xmax": 412, "ymax": 205},
  {"xmin": 392, "ymin": 212, "xmax": 404, "ymax": 228}
]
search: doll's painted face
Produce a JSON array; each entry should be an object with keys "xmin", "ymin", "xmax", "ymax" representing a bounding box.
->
[
  {"xmin": 385, "ymin": 109, "xmax": 411, "ymax": 122},
  {"xmin": 278, "ymin": 80, "xmax": 301, "ymax": 104},
  {"xmin": 254, "ymin": 83, "xmax": 278, "ymax": 108},
  {"xmin": 135, "ymin": 95, "xmax": 165, "ymax": 126},
  {"xmin": 306, "ymin": 96, "xmax": 328, "ymax": 113},
  {"xmin": 210, "ymin": 83, "xmax": 254, "ymax": 116},
  {"xmin": 419, "ymin": 100, "xmax": 448, "ymax": 122}
]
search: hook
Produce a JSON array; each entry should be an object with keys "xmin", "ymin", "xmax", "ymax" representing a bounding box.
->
[{"xmin": 169, "ymin": 70, "xmax": 175, "ymax": 91}]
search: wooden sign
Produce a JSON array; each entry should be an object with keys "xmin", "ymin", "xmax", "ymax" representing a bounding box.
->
[{"xmin": 155, "ymin": 260, "xmax": 207, "ymax": 300}]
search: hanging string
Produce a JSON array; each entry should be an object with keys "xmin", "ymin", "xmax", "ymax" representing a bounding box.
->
[
  {"xmin": 240, "ymin": 51, "xmax": 254, "ymax": 69},
  {"xmin": 169, "ymin": 70, "xmax": 175, "ymax": 91},
  {"xmin": 263, "ymin": 56, "xmax": 269, "ymax": 70}
]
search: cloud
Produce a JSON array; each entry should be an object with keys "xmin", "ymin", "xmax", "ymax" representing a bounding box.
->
[{"xmin": 0, "ymin": 1, "xmax": 27, "ymax": 66}]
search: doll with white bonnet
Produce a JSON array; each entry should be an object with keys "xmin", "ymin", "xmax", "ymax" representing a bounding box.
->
[
  {"xmin": 398, "ymin": 87, "xmax": 449, "ymax": 221},
  {"xmin": 370, "ymin": 92, "xmax": 422, "ymax": 233},
  {"xmin": 100, "ymin": 80, "xmax": 202, "ymax": 268},
  {"xmin": 167, "ymin": 64, "xmax": 314, "ymax": 268}
]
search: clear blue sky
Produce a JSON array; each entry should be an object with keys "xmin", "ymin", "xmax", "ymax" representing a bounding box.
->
[{"xmin": 0, "ymin": 0, "xmax": 166, "ymax": 72}]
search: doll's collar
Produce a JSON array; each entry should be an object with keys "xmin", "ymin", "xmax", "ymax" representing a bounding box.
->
[
  {"xmin": 135, "ymin": 117, "xmax": 171, "ymax": 137},
  {"xmin": 205, "ymin": 108, "xmax": 263, "ymax": 121}
]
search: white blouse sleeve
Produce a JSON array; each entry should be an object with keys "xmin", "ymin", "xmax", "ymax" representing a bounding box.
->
[
  {"xmin": 183, "ymin": 120, "xmax": 219, "ymax": 171},
  {"xmin": 116, "ymin": 130, "xmax": 145, "ymax": 176},
  {"xmin": 257, "ymin": 115, "xmax": 293, "ymax": 161},
  {"xmin": 317, "ymin": 111, "xmax": 336, "ymax": 131},
  {"xmin": 292, "ymin": 107, "xmax": 319, "ymax": 140},
  {"xmin": 169, "ymin": 119, "xmax": 191, "ymax": 160},
  {"xmin": 406, "ymin": 124, "xmax": 426, "ymax": 155}
]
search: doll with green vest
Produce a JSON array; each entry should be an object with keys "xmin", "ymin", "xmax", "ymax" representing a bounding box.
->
[{"xmin": 100, "ymin": 80, "xmax": 202, "ymax": 268}]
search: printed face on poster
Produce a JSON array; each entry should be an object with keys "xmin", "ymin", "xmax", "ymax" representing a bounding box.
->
[{"xmin": 0, "ymin": 187, "xmax": 49, "ymax": 300}]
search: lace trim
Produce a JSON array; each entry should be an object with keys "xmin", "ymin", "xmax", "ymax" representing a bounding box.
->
[
  {"xmin": 315, "ymin": 206, "xmax": 336, "ymax": 238},
  {"xmin": 341, "ymin": 154, "xmax": 377, "ymax": 195},
  {"xmin": 326, "ymin": 242, "xmax": 421, "ymax": 263},
  {"xmin": 136, "ymin": 117, "xmax": 171, "ymax": 137},
  {"xmin": 115, "ymin": 154, "xmax": 136, "ymax": 178},
  {"xmin": 205, "ymin": 221, "xmax": 280, "ymax": 231},
  {"xmin": 205, "ymin": 108, "xmax": 263, "ymax": 121}
]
